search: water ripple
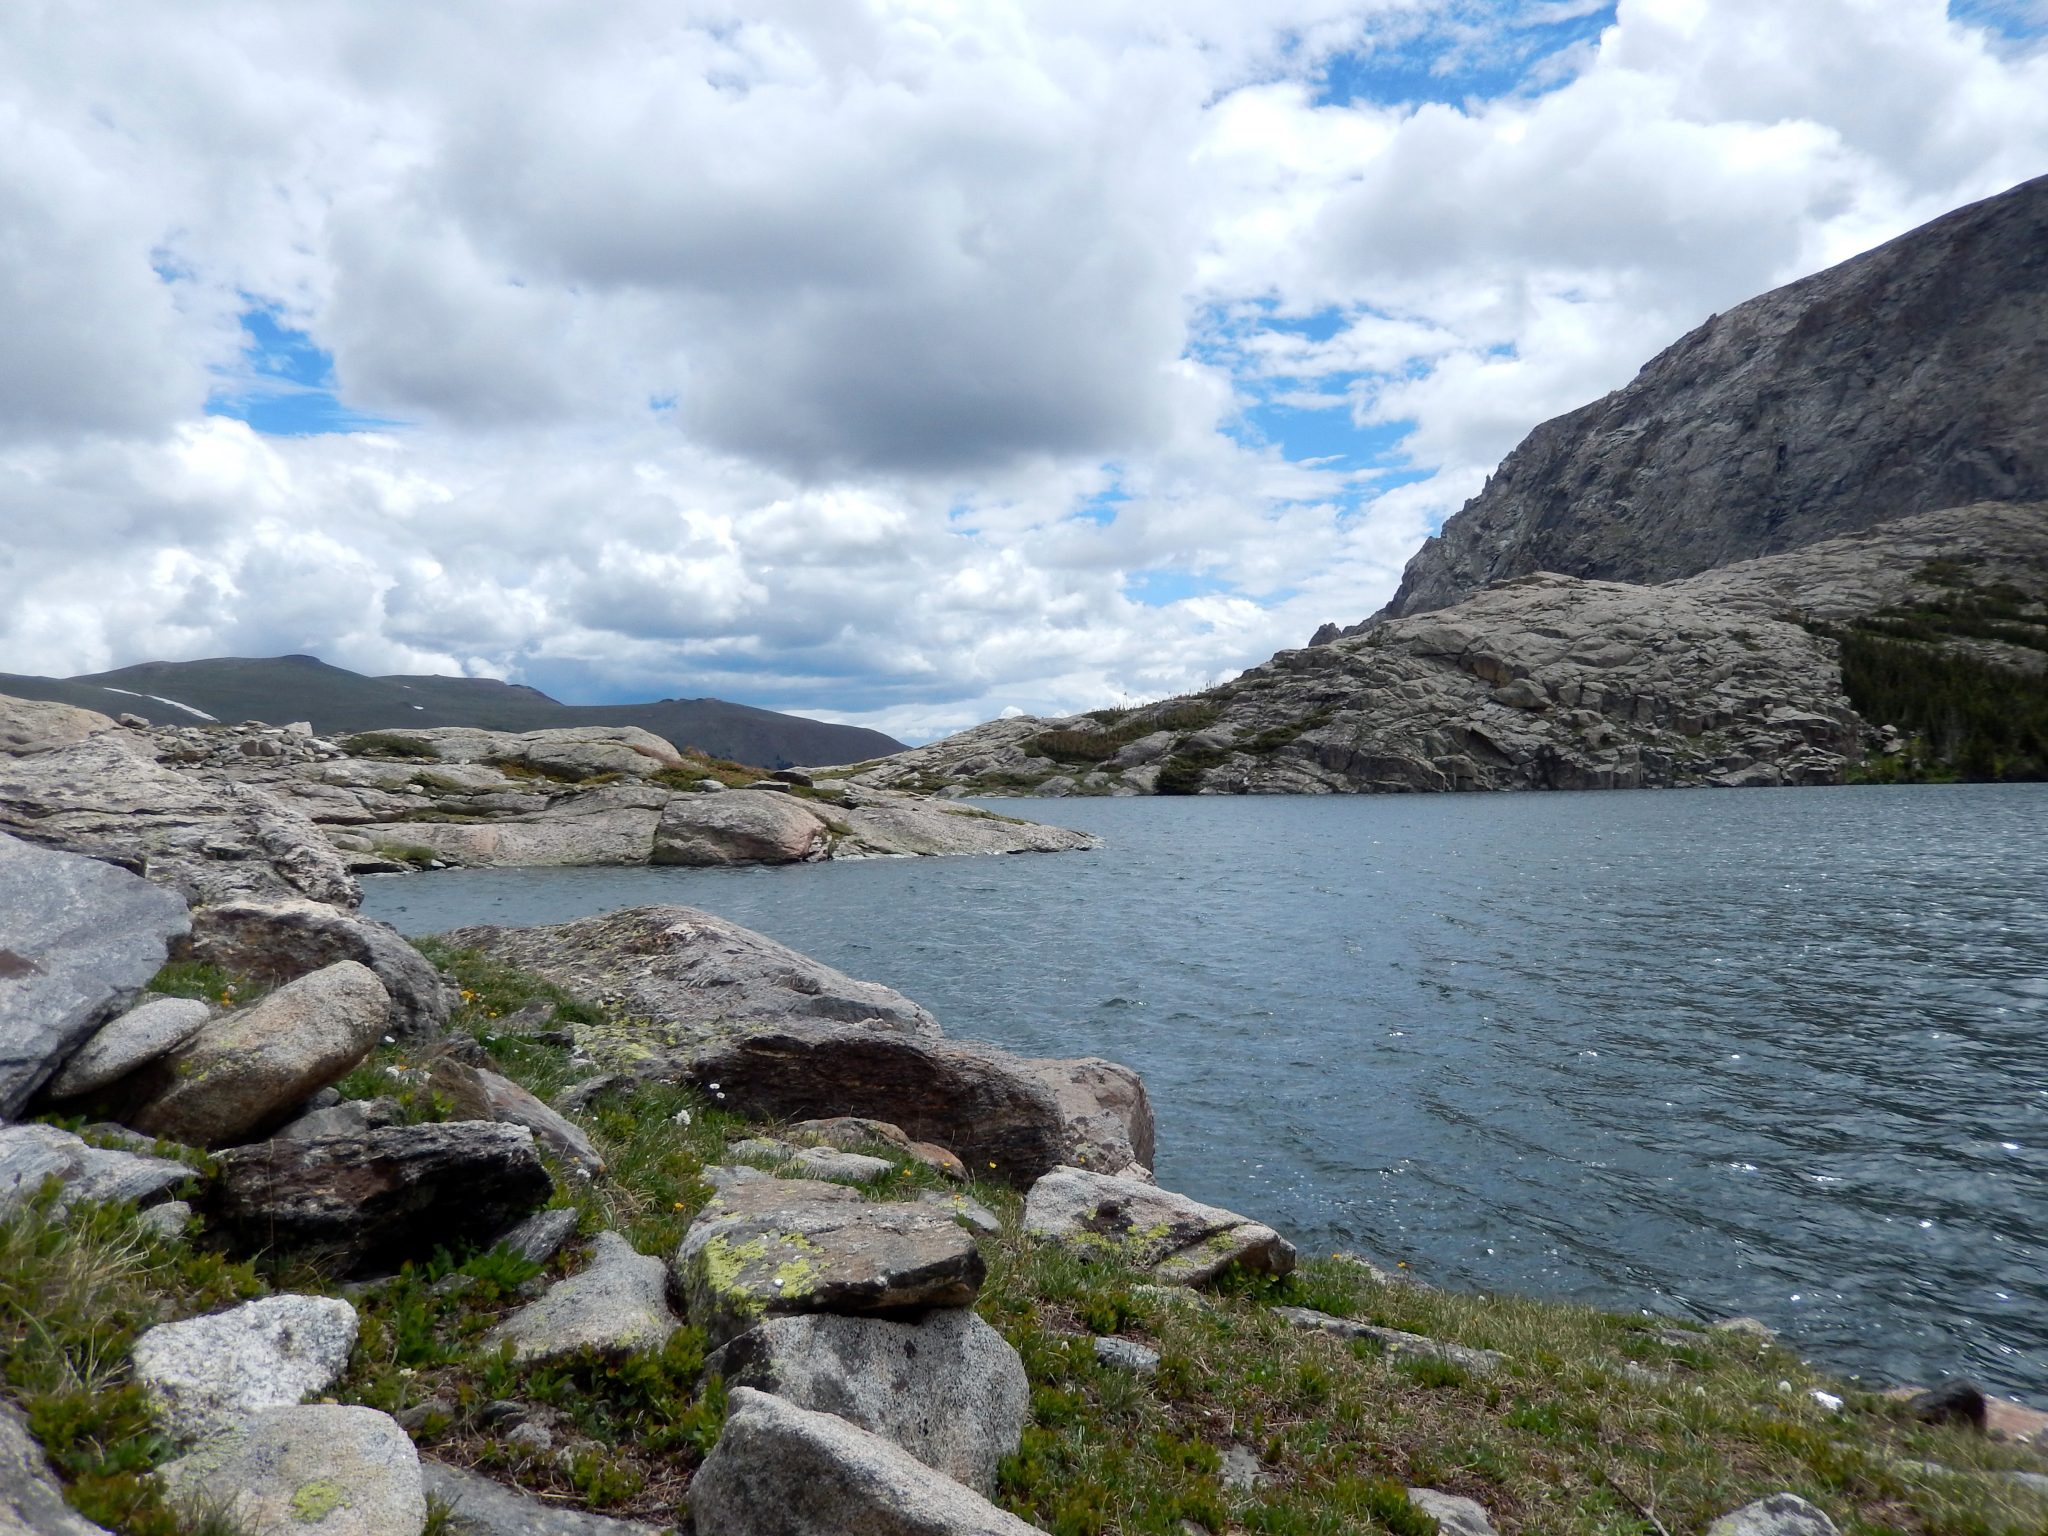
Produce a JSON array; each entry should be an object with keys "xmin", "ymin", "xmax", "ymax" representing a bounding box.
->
[{"xmin": 367, "ymin": 784, "xmax": 2048, "ymax": 1397}]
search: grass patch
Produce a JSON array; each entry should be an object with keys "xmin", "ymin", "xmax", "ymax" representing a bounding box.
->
[
  {"xmin": 145, "ymin": 962, "xmax": 246, "ymax": 1007},
  {"xmin": 649, "ymin": 750, "xmax": 767, "ymax": 791},
  {"xmin": 343, "ymin": 732, "xmax": 439, "ymax": 760},
  {"xmin": 370, "ymin": 841, "xmax": 442, "ymax": 869},
  {"xmin": 0, "ymin": 1192, "xmax": 269, "ymax": 1536}
]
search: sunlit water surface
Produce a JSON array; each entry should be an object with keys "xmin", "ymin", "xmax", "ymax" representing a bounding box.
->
[{"xmin": 366, "ymin": 785, "xmax": 2048, "ymax": 1397}]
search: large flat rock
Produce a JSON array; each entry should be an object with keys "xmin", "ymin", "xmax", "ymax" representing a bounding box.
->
[
  {"xmin": 0, "ymin": 830, "xmax": 190, "ymax": 1116},
  {"xmin": 0, "ymin": 1121, "xmax": 191, "ymax": 1218},
  {"xmin": 440, "ymin": 905, "xmax": 940, "ymax": 1056},
  {"xmin": 681, "ymin": 1023, "xmax": 1067, "ymax": 1183},
  {"xmin": 673, "ymin": 1183, "xmax": 984, "ymax": 1348},
  {"xmin": 1024, "ymin": 1166, "xmax": 1296, "ymax": 1285},
  {"xmin": 688, "ymin": 1388, "xmax": 1040, "ymax": 1536}
]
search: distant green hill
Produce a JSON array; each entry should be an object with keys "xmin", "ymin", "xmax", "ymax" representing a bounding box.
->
[{"xmin": 0, "ymin": 654, "xmax": 902, "ymax": 768}]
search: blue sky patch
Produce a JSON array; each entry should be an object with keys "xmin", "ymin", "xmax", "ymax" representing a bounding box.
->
[
  {"xmin": 1311, "ymin": 3, "xmax": 1616, "ymax": 110},
  {"xmin": 1124, "ymin": 569, "xmax": 1236, "ymax": 608},
  {"xmin": 207, "ymin": 305, "xmax": 397, "ymax": 436}
]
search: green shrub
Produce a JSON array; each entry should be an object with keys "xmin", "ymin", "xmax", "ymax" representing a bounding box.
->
[{"xmin": 343, "ymin": 732, "xmax": 439, "ymax": 759}]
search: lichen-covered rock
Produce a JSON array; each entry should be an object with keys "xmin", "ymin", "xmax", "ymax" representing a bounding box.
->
[
  {"xmin": 177, "ymin": 897, "xmax": 448, "ymax": 1043},
  {"xmin": 158, "ymin": 1404, "xmax": 425, "ymax": 1536},
  {"xmin": 44, "ymin": 996, "xmax": 211, "ymax": 1100},
  {"xmin": 1705, "ymin": 1493, "xmax": 1842, "ymax": 1536},
  {"xmin": 673, "ymin": 1183, "xmax": 984, "ymax": 1348},
  {"xmin": 1, "ymin": 1397, "xmax": 112, "ymax": 1536},
  {"xmin": 133, "ymin": 1295, "xmax": 360, "ymax": 1443},
  {"xmin": 203, "ymin": 1122, "xmax": 551, "ymax": 1275},
  {"xmin": 1023, "ymin": 1167, "xmax": 1295, "ymax": 1285},
  {"xmin": 484, "ymin": 1233, "xmax": 674, "ymax": 1364},
  {"xmin": 710, "ymin": 1308, "xmax": 1028, "ymax": 1494},
  {"xmin": 428, "ymin": 1059, "xmax": 603, "ymax": 1175},
  {"xmin": 1020, "ymin": 1056, "xmax": 1155, "ymax": 1178},
  {"xmin": 124, "ymin": 961, "xmax": 390, "ymax": 1147},
  {"xmin": 0, "ymin": 1123, "xmax": 191, "ymax": 1218},
  {"xmin": 688, "ymin": 1388, "xmax": 1040, "ymax": 1536},
  {"xmin": 0, "ymin": 830, "xmax": 190, "ymax": 1117},
  {"xmin": 440, "ymin": 907, "xmax": 939, "ymax": 1063}
]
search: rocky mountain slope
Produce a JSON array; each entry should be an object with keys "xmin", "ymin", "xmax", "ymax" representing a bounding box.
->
[
  {"xmin": 1333, "ymin": 171, "xmax": 2047, "ymax": 634},
  {"xmin": 0, "ymin": 653, "xmax": 903, "ymax": 768},
  {"xmin": 844, "ymin": 502, "xmax": 2048, "ymax": 796}
]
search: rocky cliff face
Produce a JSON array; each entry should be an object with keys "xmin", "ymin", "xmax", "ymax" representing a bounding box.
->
[
  {"xmin": 1347, "ymin": 172, "xmax": 2048, "ymax": 631},
  {"xmin": 849, "ymin": 503, "xmax": 2048, "ymax": 796}
]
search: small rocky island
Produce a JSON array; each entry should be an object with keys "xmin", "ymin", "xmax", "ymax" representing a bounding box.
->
[{"xmin": 4, "ymin": 689, "xmax": 2048, "ymax": 1536}]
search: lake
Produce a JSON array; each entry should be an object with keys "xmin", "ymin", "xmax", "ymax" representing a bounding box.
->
[{"xmin": 364, "ymin": 784, "xmax": 2048, "ymax": 1399}]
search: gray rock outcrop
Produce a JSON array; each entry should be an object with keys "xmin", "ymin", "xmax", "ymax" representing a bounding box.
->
[
  {"xmin": 672, "ymin": 1178, "xmax": 984, "ymax": 1348},
  {"xmin": 441, "ymin": 906, "xmax": 939, "ymax": 1055},
  {"xmin": 419, "ymin": 1462, "xmax": 666, "ymax": 1536},
  {"xmin": 1705, "ymin": 1493, "xmax": 1842, "ymax": 1536},
  {"xmin": 0, "ymin": 1123, "xmax": 191, "ymax": 1217},
  {"xmin": 710, "ymin": 1308, "xmax": 1029, "ymax": 1495},
  {"xmin": 678, "ymin": 1024, "xmax": 1068, "ymax": 1183},
  {"xmin": 688, "ymin": 1388, "xmax": 1040, "ymax": 1536},
  {"xmin": 652, "ymin": 789, "xmax": 832, "ymax": 865},
  {"xmin": 1023, "ymin": 1167, "xmax": 1296, "ymax": 1284},
  {"xmin": 0, "ymin": 696, "xmax": 118, "ymax": 757},
  {"xmin": 0, "ymin": 831, "xmax": 190, "ymax": 1116},
  {"xmin": 132, "ymin": 1294, "xmax": 361, "ymax": 1443},
  {"xmin": 1366, "ymin": 172, "xmax": 2048, "ymax": 624},
  {"xmin": 1272, "ymin": 1306, "xmax": 1506, "ymax": 1376},
  {"xmin": 484, "ymin": 1232, "xmax": 674, "ymax": 1363},
  {"xmin": 427, "ymin": 1059, "xmax": 604, "ymax": 1175},
  {"xmin": 123, "ymin": 961, "xmax": 391, "ymax": 1147},
  {"xmin": 203, "ymin": 1122, "xmax": 552, "ymax": 1274},
  {"xmin": 1, "ymin": 1397, "xmax": 112, "ymax": 1536},
  {"xmin": 158, "ymin": 1404, "xmax": 425, "ymax": 1536},
  {"xmin": 0, "ymin": 726, "xmax": 355, "ymax": 908},
  {"xmin": 1021, "ymin": 1057, "xmax": 1155, "ymax": 1178},
  {"xmin": 1406, "ymin": 1489, "xmax": 1500, "ymax": 1536},
  {"xmin": 44, "ymin": 996, "xmax": 211, "ymax": 1100}
]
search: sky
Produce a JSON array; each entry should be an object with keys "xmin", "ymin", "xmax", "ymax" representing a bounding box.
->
[{"xmin": 1, "ymin": 1, "xmax": 2045, "ymax": 742}]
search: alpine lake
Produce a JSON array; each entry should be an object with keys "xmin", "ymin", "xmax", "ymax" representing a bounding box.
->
[{"xmin": 364, "ymin": 783, "xmax": 2048, "ymax": 1399}]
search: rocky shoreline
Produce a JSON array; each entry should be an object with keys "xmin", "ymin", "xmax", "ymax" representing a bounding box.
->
[
  {"xmin": 839, "ymin": 503, "xmax": 2048, "ymax": 798},
  {"xmin": 5, "ymin": 702, "xmax": 2048, "ymax": 1536}
]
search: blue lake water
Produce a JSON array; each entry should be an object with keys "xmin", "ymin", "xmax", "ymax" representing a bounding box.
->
[{"xmin": 364, "ymin": 785, "xmax": 2048, "ymax": 1399}]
